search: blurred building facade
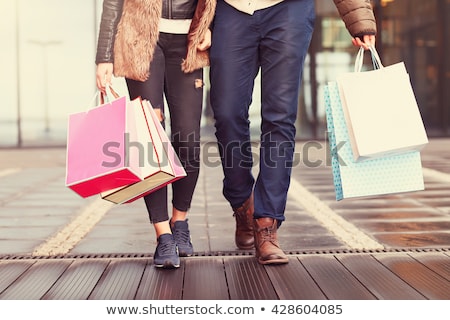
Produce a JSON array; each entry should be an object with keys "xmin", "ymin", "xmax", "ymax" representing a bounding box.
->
[
  {"xmin": 299, "ymin": 0, "xmax": 450, "ymax": 139},
  {"xmin": 1, "ymin": 0, "xmax": 449, "ymax": 147},
  {"xmin": 375, "ymin": 0, "xmax": 450, "ymax": 138}
]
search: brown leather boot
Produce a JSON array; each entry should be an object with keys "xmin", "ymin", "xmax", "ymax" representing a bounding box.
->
[
  {"xmin": 254, "ymin": 218, "xmax": 288, "ymax": 265},
  {"xmin": 232, "ymin": 193, "xmax": 254, "ymax": 249}
]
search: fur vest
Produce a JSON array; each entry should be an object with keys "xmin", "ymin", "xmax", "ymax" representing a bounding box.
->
[{"xmin": 113, "ymin": 0, "xmax": 216, "ymax": 81}]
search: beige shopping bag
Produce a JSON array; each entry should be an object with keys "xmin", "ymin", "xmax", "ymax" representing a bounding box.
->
[
  {"xmin": 336, "ymin": 46, "xmax": 428, "ymax": 162},
  {"xmin": 101, "ymin": 99, "xmax": 186, "ymax": 204}
]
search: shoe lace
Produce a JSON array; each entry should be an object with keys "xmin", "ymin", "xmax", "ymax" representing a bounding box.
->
[
  {"xmin": 173, "ymin": 228, "xmax": 191, "ymax": 246},
  {"xmin": 157, "ymin": 239, "xmax": 177, "ymax": 256}
]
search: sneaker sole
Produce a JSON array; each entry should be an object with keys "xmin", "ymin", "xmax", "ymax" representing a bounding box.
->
[
  {"xmin": 178, "ymin": 250, "xmax": 194, "ymax": 257},
  {"xmin": 154, "ymin": 261, "xmax": 180, "ymax": 269},
  {"xmin": 174, "ymin": 242, "xmax": 194, "ymax": 257},
  {"xmin": 154, "ymin": 262, "xmax": 180, "ymax": 269}
]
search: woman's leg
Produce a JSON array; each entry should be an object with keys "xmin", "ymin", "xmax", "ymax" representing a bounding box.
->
[
  {"xmin": 163, "ymin": 33, "xmax": 203, "ymax": 256},
  {"xmin": 126, "ymin": 37, "xmax": 179, "ymax": 268}
]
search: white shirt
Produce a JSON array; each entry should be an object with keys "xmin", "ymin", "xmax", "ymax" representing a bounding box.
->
[{"xmin": 159, "ymin": 18, "xmax": 192, "ymax": 34}]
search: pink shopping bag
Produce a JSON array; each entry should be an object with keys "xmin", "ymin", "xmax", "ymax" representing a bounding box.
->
[
  {"xmin": 101, "ymin": 99, "xmax": 187, "ymax": 204},
  {"xmin": 65, "ymin": 90, "xmax": 146, "ymax": 198}
]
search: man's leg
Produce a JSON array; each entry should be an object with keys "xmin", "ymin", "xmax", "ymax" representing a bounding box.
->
[
  {"xmin": 209, "ymin": 1, "xmax": 260, "ymax": 249},
  {"xmin": 254, "ymin": 0, "xmax": 315, "ymax": 264},
  {"xmin": 256, "ymin": 0, "xmax": 315, "ymax": 222}
]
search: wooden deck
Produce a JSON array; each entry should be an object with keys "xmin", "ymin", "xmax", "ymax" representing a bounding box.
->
[{"xmin": 0, "ymin": 249, "xmax": 449, "ymax": 300}]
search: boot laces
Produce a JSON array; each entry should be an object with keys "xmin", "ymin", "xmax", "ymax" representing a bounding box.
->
[{"xmin": 260, "ymin": 227, "xmax": 276, "ymax": 242}]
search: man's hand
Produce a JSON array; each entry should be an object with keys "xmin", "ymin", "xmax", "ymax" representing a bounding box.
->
[{"xmin": 352, "ymin": 34, "xmax": 376, "ymax": 50}]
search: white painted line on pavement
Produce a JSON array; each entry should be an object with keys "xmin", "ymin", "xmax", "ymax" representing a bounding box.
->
[
  {"xmin": 32, "ymin": 198, "xmax": 114, "ymax": 256},
  {"xmin": 423, "ymin": 167, "xmax": 450, "ymax": 183},
  {"xmin": 0, "ymin": 168, "xmax": 21, "ymax": 177},
  {"xmin": 289, "ymin": 177, "xmax": 384, "ymax": 250}
]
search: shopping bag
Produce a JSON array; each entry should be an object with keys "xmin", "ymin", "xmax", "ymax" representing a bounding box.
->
[
  {"xmin": 101, "ymin": 99, "xmax": 187, "ymax": 204},
  {"xmin": 325, "ymin": 81, "xmax": 425, "ymax": 201},
  {"xmin": 65, "ymin": 89, "xmax": 146, "ymax": 198},
  {"xmin": 335, "ymin": 46, "xmax": 428, "ymax": 162}
]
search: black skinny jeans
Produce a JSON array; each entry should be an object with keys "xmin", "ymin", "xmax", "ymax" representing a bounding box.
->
[{"xmin": 126, "ymin": 32, "xmax": 203, "ymax": 224}]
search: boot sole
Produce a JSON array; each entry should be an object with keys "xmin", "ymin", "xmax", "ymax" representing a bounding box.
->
[
  {"xmin": 257, "ymin": 257, "xmax": 289, "ymax": 265},
  {"xmin": 236, "ymin": 243, "xmax": 255, "ymax": 250}
]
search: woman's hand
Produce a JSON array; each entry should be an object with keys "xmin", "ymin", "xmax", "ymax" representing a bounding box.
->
[
  {"xmin": 352, "ymin": 34, "xmax": 376, "ymax": 50},
  {"xmin": 96, "ymin": 62, "xmax": 113, "ymax": 94},
  {"xmin": 197, "ymin": 28, "xmax": 212, "ymax": 51}
]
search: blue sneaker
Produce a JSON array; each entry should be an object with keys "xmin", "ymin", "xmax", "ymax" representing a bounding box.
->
[
  {"xmin": 153, "ymin": 233, "xmax": 180, "ymax": 268},
  {"xmin": 171, "ymin": 220, "xmax": 194, "ymax": 257}
]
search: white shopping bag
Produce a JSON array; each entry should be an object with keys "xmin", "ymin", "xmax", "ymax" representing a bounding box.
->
[{"xmin": 336, "ymin": 46, "xmax": 428, "ymax": 162}]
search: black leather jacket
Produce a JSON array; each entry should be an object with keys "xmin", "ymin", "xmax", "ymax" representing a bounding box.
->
[
  {"xmin": 96, "ymin": 0, "xmax": 198, "ymax": 64},
  {"xmin": 162, "ymin": 0, "xmax": 197, "ymax": 19}
]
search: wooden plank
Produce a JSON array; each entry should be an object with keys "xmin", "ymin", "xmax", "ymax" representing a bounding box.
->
[
  {"xmin": 299, "ymin": 255, "xmax": 376, "ymax": 300},
  {"xmin": 374, "ymin": 233, "xmax": 450, "ymax": 247},
  {"xmin": 42, "ymin": 259, "xmax": 110, "ymax": 300},
  {"xmin": 337, "ymin": 254, "xmax": 425, "ymax": 299},
  {"xmin": 224, "ymin": 256, "xmax": 278, "ymax": 300},
  {"xmin": 183, "ymin": 257, "xmax": 229, "ymax": 300},
  {"xmin": 265, "ymin": 257, "xmax": 327, "ymax": 300},
  {"xmin": 0, "ymin": 260, "xmax": 72, "ymax": 299},
  {"xmin": 408, "ymin": 252, "xmax": 450, "ymax": 281},
  {"xmin": 374, "ymin": 253, "xmax": 450, "ymax": 299},
  {"xmin": 88, "ymin": 259, "xmax": 147, "ymax": 300},
  {"xmin": 135, "ymin": 260, "xmax": 184, "ymax": 300},
  {"xmin": 0, "ymin": 260, "xmax": 36, "ymax": 295}
]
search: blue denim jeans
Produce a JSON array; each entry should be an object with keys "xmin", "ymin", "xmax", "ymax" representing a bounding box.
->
[{"xmin": 210, "ymin": 0, "xmax": 315, "ymax": 223}]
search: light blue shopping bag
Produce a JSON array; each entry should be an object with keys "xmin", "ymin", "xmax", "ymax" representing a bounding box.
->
[{"xmin": 324, "ymin": 82, "xmax": 425, "ymax": 201}]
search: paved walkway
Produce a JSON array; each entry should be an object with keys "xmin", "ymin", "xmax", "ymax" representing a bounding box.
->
[{"xmin": 0, "ymin": 138, "xmax": 449, "ymax": 256}]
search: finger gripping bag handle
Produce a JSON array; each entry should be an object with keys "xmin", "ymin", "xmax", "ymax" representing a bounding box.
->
[
  {"xmin": 354, "ymin": 45, "xmax": 384, "ymax": 73},
  {"xmin": 99, "ymin": 85, "xmax": 120, "ymax": 105}
]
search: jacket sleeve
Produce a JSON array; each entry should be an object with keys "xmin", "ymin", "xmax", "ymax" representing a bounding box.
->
[
  {"xmin": 333, "ymin": 0, "xmax": 377, "ymax": 38},
  {"xmin": 95, "ymin": 0, "xmax": 124, "ymax": 64}
]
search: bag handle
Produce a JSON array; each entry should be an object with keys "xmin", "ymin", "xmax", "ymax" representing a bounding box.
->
[
  {"xmin": 99, "ymin": 85, "xmax": 120, "ymax": 105},
  {"xmin": 354, "ymin": 45, "xmax": 384, "ymax": 73},
  {"xmin": 86, "ymin": 85, "xmax": 121, "ymax": 112}
]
